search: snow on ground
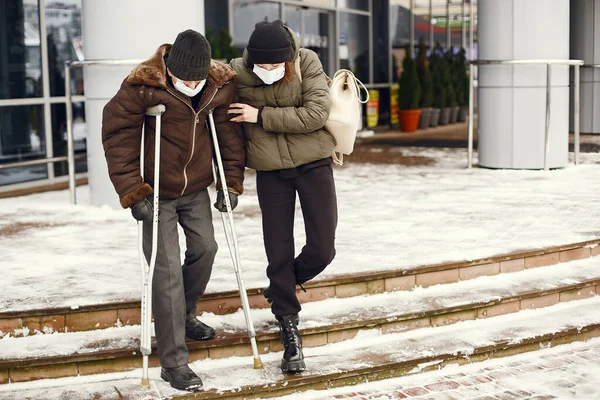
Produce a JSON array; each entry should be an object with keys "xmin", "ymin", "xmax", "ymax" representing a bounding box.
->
[
  {"xmin": 1, "ymin": 148, "xmax": 600, "ymax": 312},
  {"xmin": 1, "ymin": 296, "xmax": 599, "ymax": 399},
  {"xmin": 2, "ymin": 256, "xmax": 598, "ymax": 358},
  {"xmin": 278, "ymin": 337, "xmax": 600, "ymax": 400}
]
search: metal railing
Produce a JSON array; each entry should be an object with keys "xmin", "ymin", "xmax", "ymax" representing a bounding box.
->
[
  {"xmin": 65, "ymin": 59, "xmax": 145, "ymax": 204},
  {"xmin": 468, "ymin": 59, "xmax": 584, "ymax": 171}
]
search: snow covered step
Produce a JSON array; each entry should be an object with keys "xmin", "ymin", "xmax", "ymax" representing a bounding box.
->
[
  {"xmin": 2, "ymin": 239, "xmax": 598, "ymax": 338},
  {"xmin": 1, "ymin": 296, "xmax": 600, "ymax": 400},
  {"xmin": 1, "ymin": 256, "xmax": 599, "ymax": 384}
]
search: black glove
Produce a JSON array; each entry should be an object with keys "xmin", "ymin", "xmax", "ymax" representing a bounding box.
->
[
  {"xmin": 131, "ymin": 194, "xmax": 154, "ymax": 221},
  {"xmin": 214, "ymin": 189, "xmax": 239, "ymax": 212}
]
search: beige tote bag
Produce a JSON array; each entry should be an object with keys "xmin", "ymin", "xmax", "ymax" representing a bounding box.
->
[
  {"xmin": 325, "ymin": 69, "xmax": 369, "ymax": 165},
  {"xmin": 295, "ymin": 56, "xmax": 369, "ymax": 166}
]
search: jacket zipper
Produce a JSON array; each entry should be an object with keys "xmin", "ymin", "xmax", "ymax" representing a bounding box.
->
[{"xmin": 167, "ymin": 87, "xmax": 219, "ymax": 196}]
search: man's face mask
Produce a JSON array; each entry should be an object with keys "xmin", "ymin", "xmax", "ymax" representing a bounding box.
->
[
  {"xmin": 253, "ymin": 64, "xmax": 285, "ymax": 85},
  {"xmin": 173, "ymin": 77, "xmax": 206, "ymax": 97}
]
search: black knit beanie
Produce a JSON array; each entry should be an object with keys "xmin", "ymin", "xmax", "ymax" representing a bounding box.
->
[
  {"xmin": 166, "ymin": 29, "xmax": 211, "ymax": 81},
  {"xmin": 247, "ymin": 20, "xmax": 294, "ymax": 64}
]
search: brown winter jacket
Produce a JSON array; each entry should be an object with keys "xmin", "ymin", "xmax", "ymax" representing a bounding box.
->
[
  {"xmin": 229, "ymin": 26, "xmax": 334, "ymax": 171},
  {"xmin": 102, "ymin": 44, "xmax": 245, "ymax": 209}
]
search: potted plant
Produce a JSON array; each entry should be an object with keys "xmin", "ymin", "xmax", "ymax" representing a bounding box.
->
[
  {"xmin": 444, "ymin": 47, "xmax": 459, "ymax": 124},
  {"xmin": 398, "ymin": 46, "xmax": 422, "ymax": 133},
  {"xmin": 455, "ymin": 48, "xmax": 470, "ymax": 122},
  {"xmin": 417, "ymin": 39, "xmax": 433, "ymax": 130},
  {"xmin": 430, "ymin": 44, "xmax": 446, "ymax": 127},
  {"xmin": 206, "ymin": 28, "xmax": 240, "ymax": 63}
]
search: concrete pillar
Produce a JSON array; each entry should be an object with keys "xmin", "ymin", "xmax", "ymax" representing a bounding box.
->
[
  {"xmin": 570, "ymin": 0, "xmax": 600, "ymax": 134},
  {"xmin": 82, "ymin": 0, "xmax": 205, "ymax": 208},
  {"xmin": 478, "ymin": 0, "xmax": 570, "ymax": 169}
]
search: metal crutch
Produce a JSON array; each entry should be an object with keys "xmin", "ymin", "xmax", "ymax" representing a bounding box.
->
[
  {"xmin": 207, "ymin": 109, "xmax": 264, "ymax": 370},
  {"xmin": 139, "ymin": 104, "xmax": 166, "ymax": 388}
]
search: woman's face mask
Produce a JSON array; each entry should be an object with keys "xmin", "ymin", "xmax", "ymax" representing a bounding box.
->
[
  {"xmin": 173, "ymin": 77, "xmax": 206, "ymax": 97},
  {"xmin": 253, "ymin": 64, "xmax": 285, "ymax": 85}
]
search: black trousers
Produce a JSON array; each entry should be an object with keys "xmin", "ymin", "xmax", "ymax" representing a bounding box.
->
[{"xmin": 256, "ymin": 161, "xmax": 338, "ymax": 317}]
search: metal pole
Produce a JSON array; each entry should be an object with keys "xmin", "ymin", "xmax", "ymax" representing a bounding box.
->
[
  {"xmin": 65, "ymin": 63, "xmax": 76, "ymax": 204},
  {"xmin": 429, "ymin": 0, "xmax": 433, "ymax": 49},
  {"xmin": 410, "ymin": 0, "xmax": 415, "ymax": 56},
  {"xmin": 467, "ymin": 0, "xmax": 475, "ymax": 169},
  {"xmin": 468, "ymin": 61, "xmax": 474, "ymax": 168},
  {"xmin": 544, "ymin": 63, "xmax": 552, "ymax": 171},
  {"xmin": 446, "ymin": 0, "xmax": 451, "ymax": 49},
  {"xmin": 469, "ymin": 0, "xmax": 474, "ymax": 61},
  {"xmin": 574, "ymin": 64, "xmax": 581, "ymax": 165},
  {"xmin": 462, "ymin": 0, "xmax": 466, "ymax": 49}
]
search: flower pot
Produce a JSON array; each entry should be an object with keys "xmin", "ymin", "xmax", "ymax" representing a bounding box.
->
[
  {"xmin": 458, "ymin": 105, "xmax": 469, "ymax": 122},
  {"xmin": 450, "ymin": 106, "xmax": 460, "ymax": 123},
  {"xmin": 418, "ymin": 107, "xmax": 432, "ymax": 130},
  {"xmin": 439, "ymin": 107, "xmax": 452, "ymax": 125},
  {"xmin": 429, "ymin": 108, "xmax": 441, "ymax": 127},
  {"xmin": 399, "ymin": 109, "xmax": 422, "ymax": 133}
]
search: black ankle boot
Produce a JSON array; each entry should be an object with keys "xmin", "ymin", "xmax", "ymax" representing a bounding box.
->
[
  {"xmin": 185, "ymin": 318, "xmax": 215, "ymax": 341},
  {"xmin": 160, "ymin": 364, "xmax": 203, "ymax": 391},
  {"xmin": 276, "ymin": 314, "xmax": 305, "ymax": 373}
]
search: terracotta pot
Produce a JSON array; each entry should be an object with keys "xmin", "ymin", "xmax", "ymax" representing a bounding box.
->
[
  {"xmin": 429, "ymin": 108, "xmax": 441, "ymax": 127},
  {"xmin": 458, "ymin": 105, "xmax": 469, "ymax": 122},
  {"xmin": 399, "ymin": 109, "xmax": 422, "ymax": 133},
  {"xmin": 439, "ymin": 107, "xmax": 452, "ymax": 125},
  {"xmin": 418, "ymin": 108, "xmax": 432, "ymax": 130},
  {"xmin": 450, "ymin": 106, "xmax": 460, "ymax": 123}
]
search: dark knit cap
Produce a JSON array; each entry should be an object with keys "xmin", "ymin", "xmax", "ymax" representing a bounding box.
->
[
  {"xmin": 166, "ymin": 29, "xmax": 211, "ymax": 81},
  {"xmin": 247, "ymin": 20, "xmax": 294, "ymax": 64}
]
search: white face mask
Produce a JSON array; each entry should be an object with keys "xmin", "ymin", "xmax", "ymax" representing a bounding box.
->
[
  {"xmin": 173, "ymin": 77, "xmax": 206, "ymax": 97},
  {"xmin": 253, "ymin": 65, "xmax": 285, "ymax": 85}
]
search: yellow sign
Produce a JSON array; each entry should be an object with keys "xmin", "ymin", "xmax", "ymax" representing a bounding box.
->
[
  {"xmin": 390, "ymin": 84, "xmax": 400, "ymax": 126},
  {"xmin": 367, "ymin": 89, "xmax": 379, "ymax": 128}
]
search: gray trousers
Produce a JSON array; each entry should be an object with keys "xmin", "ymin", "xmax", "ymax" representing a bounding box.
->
[{"xmin": 143, "ymin": 189, "xmax": 217, "ymax": 368}]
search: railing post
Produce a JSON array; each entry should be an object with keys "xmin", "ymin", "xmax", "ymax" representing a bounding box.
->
[
  {"xmin": 65, "ymin": 63, "xmax": 76, "ymax": 204},
  {"xmin": 574, "ymin": 64, "xmax": 581, "ymax": 165},
  {"xmin": 468, "ymin": 61, "xmax": 474, "ymax": 168},
  {"xmin": 544, "ymin": 63, "xmax": 552, "ymax": 171}
]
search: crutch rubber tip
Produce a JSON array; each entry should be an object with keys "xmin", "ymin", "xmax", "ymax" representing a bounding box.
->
[
  {"xmin": 254, "ymin": 357, "xmax": 264, "ymax": 369},
  {"xmin": 141, "ymin": 378, "xmax": 151, "ymax": 388}
]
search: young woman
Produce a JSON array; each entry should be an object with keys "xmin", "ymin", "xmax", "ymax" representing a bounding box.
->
[{"xmin": 229, "ymin": 20, "xmax": 337, "ymax": 373}]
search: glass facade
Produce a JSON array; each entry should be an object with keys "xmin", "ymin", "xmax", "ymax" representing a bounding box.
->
[
  {"xmin": 0, "ymin": 0, "xmax": 84, "ymax": 188},
  {"xmin": 0, "ymin": 0, "xmax": 42, "ymax": 100},
  {"xmin": 0, "ymin": 0, "xmax": 477, "ymax": 189}
]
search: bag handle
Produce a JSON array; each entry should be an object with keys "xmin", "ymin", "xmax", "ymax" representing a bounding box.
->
[{"xmin": 333, "ymin": 69, "xmax": 370, "ymax": 104}]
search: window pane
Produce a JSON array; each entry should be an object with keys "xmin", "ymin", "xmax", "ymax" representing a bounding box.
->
[
  {"xmin": 46, "ymin": 0, "xmax": 84, "ymax": 96},
  {"xmin": 284, "ymin": 6, "xmax": 302, "ymax": 35},
  {"xmin": 232, "ymin": 0, "xmax": 281, "ymax": 54},
  {"xmin": 0, "ymin": 105, "xmax": 47, "ymax": 185},
  {"xmin": 373, "ymin": 0, "xmax": 390, "ymax": 83},
  {"xmin": 51, "ymin": 102, "xmax": 87, "ymax": 177},
  {"xmin": 339, "ymin": 13, "xmax": 370, "ymax": 83},
  {"xmin": 338, "ymin": 0, "xmax": 369, "ymax": 11},
  {"xmin": 0, "ymin": 0, "xmax": 43, "ymax": 99}
]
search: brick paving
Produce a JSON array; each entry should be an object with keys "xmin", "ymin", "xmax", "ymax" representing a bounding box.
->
[{"xmin": 320, "ymin": 339, "xmax": 600, "ymax": 400}]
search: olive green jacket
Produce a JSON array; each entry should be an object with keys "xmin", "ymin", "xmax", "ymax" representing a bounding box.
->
[{"xmin": 229, "ymin": 27, "xmax": 334, "ymax": 171}]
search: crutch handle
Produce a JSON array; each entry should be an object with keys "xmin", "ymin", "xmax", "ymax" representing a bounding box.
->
[{"xmin": 145, "ymin": 104, "xmax": 166, "ymax": 116}]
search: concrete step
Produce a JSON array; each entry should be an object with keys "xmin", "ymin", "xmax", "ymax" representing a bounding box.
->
[
  {"xmin": 2, "ymin": 239, "xmax": 598, "ymax": 337},
  {"xmin": 1, "ymin": 255, "xmax": 598, "ymax": 384},
  {"xmin": 1, "ymin": 293, "xmax": 599, "ymax": 399}
]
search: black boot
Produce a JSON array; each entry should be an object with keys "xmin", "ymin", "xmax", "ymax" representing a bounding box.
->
[
  {"xmin": 161, "ymin": 364, "xmax": 203, "ymax": 391},
  {"xmin": 185, "ymin": 318, "xmax": 215, "ymax": 340},
  {"xmin": 276, "ymin": 315, "xmax": 305, "ymax": 373}
]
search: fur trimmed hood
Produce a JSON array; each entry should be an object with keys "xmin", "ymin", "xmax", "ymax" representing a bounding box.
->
[{"xmin": 127, "ymin": 44, "xmax": 236, "ymax": 89}]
